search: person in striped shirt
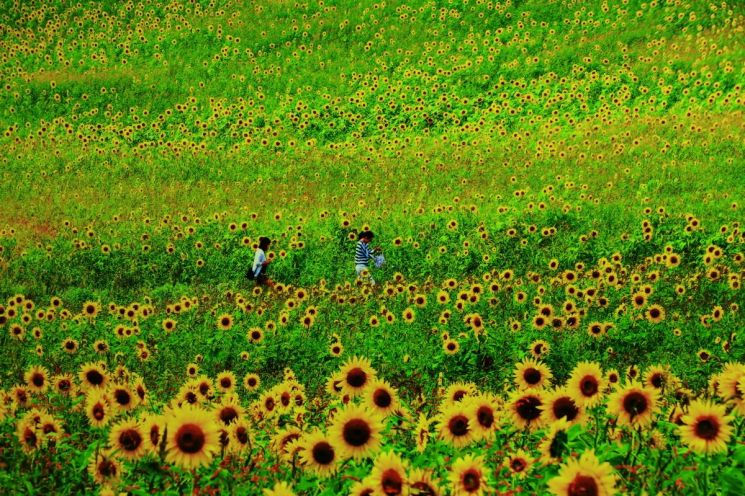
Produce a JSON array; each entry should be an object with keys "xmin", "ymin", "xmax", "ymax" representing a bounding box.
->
[{"xmin": 355, "ymin": 230, "xmax": 378, "ymax": 285}]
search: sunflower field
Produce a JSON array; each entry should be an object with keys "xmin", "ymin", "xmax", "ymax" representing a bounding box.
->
[{"xmin": 0, "ymin": 0, "xmax": 744, "ymax": 494}]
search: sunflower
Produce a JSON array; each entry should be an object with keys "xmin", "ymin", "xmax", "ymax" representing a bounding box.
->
[
  {"xmin": 216, "ymin": 313, "xmax": 234, "ymax": 330},
  {"xmin": 467, "ymin": 393, "xmax": 501, "ymax": 440},
  {"xmin": 298, "ymin": 429, "xmax": 340, "ymax": 477},
  {"xmin": 162, "ymin": 318, "xmax": 177, "ymax": 333},
  {"xmin": 349, "ymin": 478, "xmax": 378, "ymax": 496},
  {"xmin": 365, "ymin": 379, "xmax": 399, "ymax": 417},
  {"xmin": 9, "ymin": 324, "xmax": 25, "ymax": 340},
  {"xmin": 547, "ymin": 449, "xmax": 617, "ymax": 496},
  {"xmin": 230, "ymin": 419, "xmax": 253, "ymax": 454},
  {"xmin": 402, "ymin": 307, "xmax": 416, "ymax": 324},
  {"xmin": 329, "ymin": 341, "xmax": 344, "ymax": 357},
  {"xmin": 607, "ymin": 382, "xmax": 659, "ymax": 428},
  {"xmin": 214, "ymin": 395, "xmax": 244, "ymax": 426},
  {"xmin": 508, "ymin": 390, "xmax": 545, "ymax": 431},
  {"xmin": 716, "ymin": 362, "xmax": 745, "ymax": 408},
  {"xmin": 339, "ymin": 356, "xmax": 376, "ymax": 397},
  {"xmin": 243, "ymin": 373, "xmax": 261, "ymax": 392},
  {"xmin": 329, "ymin": 404, "xmax": 383, "ymax": 460},
  {"xmin": 369, "ymin": 450, "xmax": 409, "ymax": 496},
  {"xmin": 165, "ymin": 406, "xmax": 221, "ymax": 468},
  {"xmin": 259, "ymin": 391, "xmax": 278, "ymax": 417},
  {"xmin": 436, "ymin": 403, "xmax": 474, "ymax": 448},
  {"xmin": 82, "ymin": 301, "xmax": 100, "ymax": 319},
  {"xmin": 271, "ymin": 426, "xmax": 303, "ymax": 459},
  {"xmin": 539, "ymin": 419, "xmax": 571, "ymax": 464},
  {"xmin": 247, "ymin": 327, "xmax": 265, "ymax": 344},
  {"xmin": 449, "ymin": 454, "xmax": 487, "ymax": 496},
  {"xmin": 109, "ymin": 418, "xmax": 147, "ymax": 460},
  {"xmin": 514, "ymin": 358, "xmax": 553, "ymax": 390},
  {"xmin": 645, "ymin": 304, "xmax": 666, "ymax": 324},
  {"xmin": 679, "ymin": 399, "xmax": 734, "ymax": 454},
  {"xmin": 10, "ymin": 385, "xmax": 31, "ymax": 410},
  {"xmin": 567, "ymin": 362, "xmax": 605, "ymax": 407},
  {"xmin": 87, "ymin": 450, "xmax": 122, "ymax": 485},
  {"xmin": 529, "ymin": 339, "xmax": 550, "ymax": 358},
  {"xmin": 52, "ymin": 374, "xmax": 76, "ymax": 397},
  {"xmin": 15, "ymin": 420, "xmax": 42, "ymax": 453},
  {"xmin": 587, "ymin": 322, "xmax": 605, "ymax": 338},
  {"xmin": 215, "ymin": 371, "xmax": 237, "ymax": 393},
  {"xmin": 414, "ymin": 413, "xmax": 431, "ymax": 453},
  {"xmin": 142, "ymin": 413, "xmax": 165, "ymax": 455},
  {"xmin": 545, "ymin": 388, "xmax": 585, "ymax": 426},
  {"xmin": 24, "ymin": 365, "xmax": 49, "ymax": 394},
  {"xmin": 93, "ymin": 339, "xmax": 109, "ymax": 354},
  {"xmin": 62, "ymin": 338, "xmax": 79, "ymax": 353},
  {"xmin": 443, "ymin": 382, "xmax": 477, "ymax": 404},
  {"xmin": 263, "ymin": 481, "xmax": 296, "ymax": 496},
  {"xmin": 505, "ymin": 448, "xmax": 533, "ymax": 479},
  {"xmin": 631, "ymin": 292, "xmax": 647, "ymax": 309},
  {"xmin": 109, "ymin": 384, "xmax": 138, "ymax": 413},
  {"xmin": 85, "ymin": 392, "xmax": 112, "ymax": 428},
  {"xmin": 643, "ymin": 365, "xmax": 670, "ymax": 391},
  {"xmin": 443, "ymin": 339, "xmax": 460, "ymax": 355},
  {"xmin": 79, "ymin": 362, "xmax": 108, "ymax": 391},
  {"xmin": 409, "ymin": 468, "xmax": 442, "ymax": 496}
]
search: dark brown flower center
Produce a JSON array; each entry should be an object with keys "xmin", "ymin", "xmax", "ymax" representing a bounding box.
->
[
  {"xmin": 511, "ymin": 458, "xmax": 527, "ymax": 472},
  {"xmin": 381, "ymin": 468, "xmax": 403, "ymax": 494},
  {"xmin": 553, "ymin": 396, "xmax": 579, "ymax": 421},
  {"xmin": 86, "ymin": 369, "xmax": 104, "ymax": 386},
  {"xmin": 476, "ymin": 406, "xmax": 494, "ymax": 428},
  {"xmin": 516, "ymin": 396, "xmax": 542, "ymax": 421},
  {"xmin": 119, "ymin": 429, "xmax": 142, "ymax": 452},
  {"xmin": 462, "ymin": 469, "xmax": 481, "ymax": 492},
  {"xmin": 93, "ymin": 403, "xmax": 105, "ymax": 420},
  {"xmin": 98, "ymin": 459, "xmax": 117, "ymax": 478},
  {"xmin": 568, "ymin": 474, "xmax": 599, "ymax": 496},
  {"xmin": 236, "ymin": 427, "xmax": 249, "ymax": 445},
  {"xmin": 175, "ymin": 424, "xmax": 205, "ymax": 454},
  {"xmin": 23, "ymin": 428, "xmax": 37, "ymax": 447},
  {"xmin": 524, "ymin": 368, "xmax": 542, "ymax": 385},
  {"xmin": 650, "ymin": 373, "xmax": 663, "ymax": 388},
  {"xmin": 694, "ymin": 416, "xmax": 719, "ymax": 440},
  {"xmin": 448, "ymin": 414, "xmax": 470, "ymax": 437},
  {"xmin": 580, "ymin": 376, "xmax": 598, "ymax": 397},
  {"xmin": 343, "ymin": 418, "xmax": 372, "ymax": 447},
  {"xmin": 31, "ymin": 373, "xmax": 44, "ymax": 387},
  {"xmin": 373, "ymin": 389, "xmax": 392, "ymax": 408},
  {"xmin": 149, "ymin": 425, "xmax": 161, "ymax": 446},
  {"xmin": 347, "ymin": 367, "xmax": 367, "ymax": 388},
  {"xmin": 219, "ymin": 407, "xmax": 238, "ymax": 424},
  {"xmin": 312, "ymin": 441, "xmax": 335, "ymax": 465},
  {"xmin": 114, "ymin": 389, "xmax": 131, "ymax": 406},
  {"xmin": 622, "ymin": 391, "xmax": 649, "ymax": 418}
]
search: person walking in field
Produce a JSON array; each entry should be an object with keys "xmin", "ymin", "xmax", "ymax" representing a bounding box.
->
[
  {"xmin": 355, "ymin": 230, "xmax": 381, "ymax": 285},
  {"xmin": 251, "ymin": 236, "xmax": 274, "ymax": 288}
]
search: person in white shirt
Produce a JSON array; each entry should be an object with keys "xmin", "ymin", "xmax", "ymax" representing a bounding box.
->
[{"xmin": 252, "ymin": 236, "xmax": 274, "ymax": 287}]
